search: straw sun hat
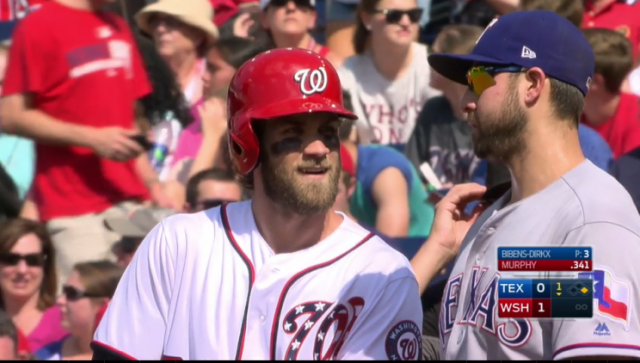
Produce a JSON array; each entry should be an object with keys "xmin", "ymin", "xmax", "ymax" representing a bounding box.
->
[{"xmin": 136, "ymin": 0, "xmax": 219, "ymax": 46}]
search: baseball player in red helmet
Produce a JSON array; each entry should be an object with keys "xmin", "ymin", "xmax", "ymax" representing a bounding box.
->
[{"xmin": 90, "ymin": 48, "xmax": 423, "ymax": 360}]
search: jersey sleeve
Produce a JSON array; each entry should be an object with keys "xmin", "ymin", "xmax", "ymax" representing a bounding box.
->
[
  {"xmin": 92, "ymin": 220, "xmax": 176, "ymax": 360},
  {"xmin": 551, "ymin": 223, "xmax": 640, "ymax": 360},
  {"xmin": 337, "ymin": 276, "xmax": 423, "ymax": 360}
]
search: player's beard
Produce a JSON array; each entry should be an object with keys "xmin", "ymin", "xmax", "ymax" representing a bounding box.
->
[
  {"xmin": 469, "ymin": 85, "xmax": 527, "ymax": 161},
  {"xmin": 260, "ymin": 153, "xmax": 340, "ymax": 216}
]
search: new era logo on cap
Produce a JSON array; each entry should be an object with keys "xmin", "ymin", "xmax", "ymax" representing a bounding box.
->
[{"xmin": 521, "ymin": 46, "xmax": 536, "ymax": 59}]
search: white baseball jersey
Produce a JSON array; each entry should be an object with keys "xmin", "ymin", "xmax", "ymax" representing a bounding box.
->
[
  {"xmin": 93, "ymin": 200, "xmax": 423, "ymax": 360},
  {"xmin": 440, "ymin": 160, "xmax": 640, "ymax": 360}
]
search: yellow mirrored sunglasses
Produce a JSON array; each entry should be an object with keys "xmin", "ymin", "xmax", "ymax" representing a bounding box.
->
[{"xmin": 466, "ymin": 66, "xmax": 524, "ymax": 96}]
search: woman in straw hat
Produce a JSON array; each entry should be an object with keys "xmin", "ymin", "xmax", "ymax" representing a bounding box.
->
[{"xmin": 136, "ymin": 0, "xmax": 218, "ymax": 107}]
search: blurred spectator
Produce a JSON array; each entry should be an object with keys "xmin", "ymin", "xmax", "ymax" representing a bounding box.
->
[
  {"xmin": 0, "ymin": 218, "xmax": 66, "ymax": 352},
  {"xmin": 219, "ymin": 11, "xmax": 272, "ymax": 46},
  {"xmin": 519, "ymin": 0, "xmax": 583, "ymax": 27},
  {"xmin": 201, "ymin": 36, "xmax": 268, "ymax": 98},
  {"xmin": 136, "ymin": 0, "xmax": 221, "ymax": 208},
  {"xmin": 339, "ymin": 119, "xmax": 434, "ymax": 237},
  {"xmin": 405, "ymin": 24, "xmax": 483, "ymax": 188},
  {"xmin": 324, "ymin": 0, "xmax": 357, "ymax": 59},
  {"xmin": 581, "ymin": 28, "xmax": 640, "ymax": 158},
  {"xmin": 135, "ymin": 0, "xmax": 218, "ymax": 107},
  {"xmin": 609, "ymin": 146, "xmax": 640, "ymax": 212},
  {"xmin": 34, "ymin": 260, "xmax": 123, "ymax": 360},
  {"xmin": 0, "ymin": 0, "xmax": 155, "ymax": 285},
  {"xmin": 134, "ymin": 34, "xmax": 194, "ymax": 182},
  {"xmin": 167, "ymin": 39, "xmax": 266, "ymax": 199},
  {"xmin": 339, "ymin": 0, "xmax": 439, "ymax": 146},
  {"xmin": 185, "ymin": 168, "xmax": 243, "ymax": 212},
  {"xmin": 259, "ymin": 0, "xmax": 341, "ymax": 66},
  {"xmin": 582, "ymin": 0, "xmax": 640, "ymax": 59},
  {"xmin": 105, "ymin": 207, "xmax": 177, "ymax": 268}
]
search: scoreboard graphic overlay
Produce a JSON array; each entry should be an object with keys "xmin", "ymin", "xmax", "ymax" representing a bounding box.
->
[{"xmin": 497, "ymin": 247, "xmax": 594, "ymax": 319}]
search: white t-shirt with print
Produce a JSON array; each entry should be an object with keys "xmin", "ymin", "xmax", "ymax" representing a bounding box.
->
[{"xmin": 338, "ymin": 42, "xmax": 440, "ymax": 145}]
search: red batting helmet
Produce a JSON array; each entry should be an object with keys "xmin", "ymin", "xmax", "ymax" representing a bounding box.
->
[{"xmin": 227, "ymin": 48, "xmax": 357, "ymax": 175}]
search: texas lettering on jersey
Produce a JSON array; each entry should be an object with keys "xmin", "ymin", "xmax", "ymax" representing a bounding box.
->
[{"xmin": 439, "ymin": 267, "xmax": 532, "ymax": 348}]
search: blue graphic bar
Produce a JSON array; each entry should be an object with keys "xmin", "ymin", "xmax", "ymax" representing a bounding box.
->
[{"xmin": 498, "ymin": 247, "xmax": 592, "ymax": 260}]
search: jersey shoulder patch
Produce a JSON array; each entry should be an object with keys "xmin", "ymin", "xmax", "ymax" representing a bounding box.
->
[
  {"xmin": 384, "ymin": 320, "xmax": 421, "ymax": 360},
  {"xmin": 578, "ymin": 266, "xmax": 632, "ymax": 330}
]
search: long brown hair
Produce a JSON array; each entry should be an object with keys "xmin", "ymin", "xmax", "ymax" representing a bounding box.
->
[
  {"xmin": 353, "ymin": 0, "xmax": 383, "ymax": 54},
  {"xmin": 0, "ymin": 219, "xmax": 57, "ymax": 311}
]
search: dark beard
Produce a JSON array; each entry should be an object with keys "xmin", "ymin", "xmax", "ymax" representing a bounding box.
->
[
  {"xmin": 471, "ymin": 89, "xmax": 527, "ymax": 161},
  {"xmin": 260, "ymin": 153, "xmax": 340, "ymax": 216}
]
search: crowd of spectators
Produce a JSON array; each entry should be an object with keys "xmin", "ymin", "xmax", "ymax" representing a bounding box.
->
[{"xmin": 0, "ymin": 0, "xmax": 637, "ymax": 360}]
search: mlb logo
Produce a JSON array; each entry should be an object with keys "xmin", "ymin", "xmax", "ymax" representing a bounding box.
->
[{"xmin": 579, "ymin": 268, "xmax": 631, "ymax": 330}]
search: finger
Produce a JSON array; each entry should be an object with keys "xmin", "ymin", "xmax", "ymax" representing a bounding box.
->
[
  {"xmin": 114, "ymin": 126, "xmax": 136, "ymax": 135},
  {"xmin": 120, "ymin": 137, "xmax": 145, "ymax": 155},
  {"xmin": 442, "ymin": 183, "xmax": 487, "ymax": 206}
]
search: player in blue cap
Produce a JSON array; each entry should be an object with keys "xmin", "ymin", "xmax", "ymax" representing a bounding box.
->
[{"xmin": 409, "ymin": 10, "xmax": 640, "ymax": 360}]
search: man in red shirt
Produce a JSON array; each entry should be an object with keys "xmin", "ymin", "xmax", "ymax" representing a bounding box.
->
[
  {"xmin": 0, "ymin": 0, "xmax": 154, "ymax": 287},
  {"xmin": 583, "ymin": 0, "xmax": 640, "ymax": 59},
  {"xmin": 581, "ymin": 27, "xmax": 640, "ymax": 158}
]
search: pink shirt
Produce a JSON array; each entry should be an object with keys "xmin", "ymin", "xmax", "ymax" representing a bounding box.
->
[
  {"xmin": 171, "ymin": 99, "xmax": 204, "ymax": 169},
  {"xmin": 27, "ymin": 305, "xmax": 68, "ymax": 352}
]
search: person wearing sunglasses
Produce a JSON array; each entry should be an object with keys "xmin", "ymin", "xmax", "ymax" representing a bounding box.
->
[
  {"xmin": 259, "ymin": 0, "xmax": 342, "ymax": 67},
  {"xmin": 0, "ymin": 218, "xmax": 66, "ymax": 355},
  {"xmin": 34, "ymin": 260, "xmax": 123, "ymax": 361},
  {"xmin": 409, "ymin": 10, "xmax": 640, "ymax": 361},
  {"xmin": 185, "ymin": 167, "xmax": 244, "ymax": 212},
  {"xmin": 338, "ymin": 0, "xmax": 440, "ymax": 147}
]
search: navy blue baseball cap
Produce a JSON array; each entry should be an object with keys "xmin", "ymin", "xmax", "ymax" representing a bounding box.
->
[
  {"xmin": 0, "ymin": 20, "xmax": 17, "ymax": 43},
  {"xmin": 428, "ymin": 10, "xmax": 595, "ymax": 96}
]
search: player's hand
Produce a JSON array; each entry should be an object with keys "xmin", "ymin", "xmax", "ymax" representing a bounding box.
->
[
  {"xmin": 428, "ymin": 183, "xmax": 487, "ymax": 262},
  {"xmin": 88, "ymin": 127, "xmax": 145, "ymax": 162}
]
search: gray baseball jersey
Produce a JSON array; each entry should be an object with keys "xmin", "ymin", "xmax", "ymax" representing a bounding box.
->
[{"xmin": 439, "ymin": 160, "xmax": 640, "ymax": 360}]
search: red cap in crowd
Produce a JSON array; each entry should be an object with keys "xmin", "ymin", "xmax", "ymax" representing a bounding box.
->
[{"xmin": 340, "ymin": 144, "xmax": 355, "ymax": 177}]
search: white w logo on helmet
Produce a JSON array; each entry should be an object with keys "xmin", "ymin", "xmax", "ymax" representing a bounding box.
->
[{"xmin": 294, "ymin": 67, "xmax": 328, "ymax": 96}]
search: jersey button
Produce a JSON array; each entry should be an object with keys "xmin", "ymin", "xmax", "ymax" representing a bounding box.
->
[
  {"xmin": 487, "ymin": 227, "xmax": 496, "ymax": 234},
  {"xmin": 260, "ymin": 314, "xmax": 266, "ymax": 322}
]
